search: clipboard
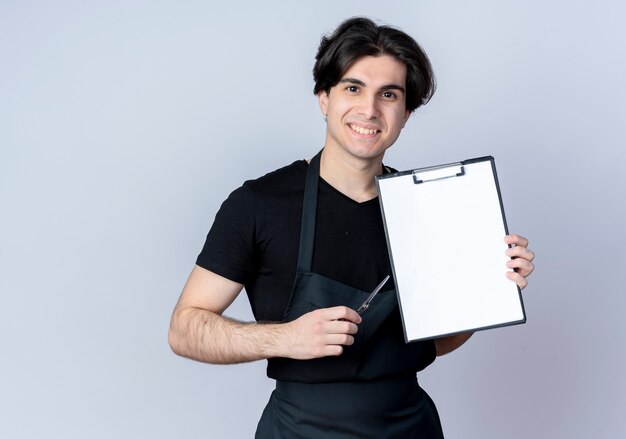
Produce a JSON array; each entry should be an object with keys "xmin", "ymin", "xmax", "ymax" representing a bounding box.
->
[{"xmin": 376, "ymin": 156, "xmax": 526, "ymax": 342}]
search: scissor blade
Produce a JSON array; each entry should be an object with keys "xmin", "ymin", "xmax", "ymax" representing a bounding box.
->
[{"xmin": 363, "ymin": 274, "xmax": 390, "ymax": 307}]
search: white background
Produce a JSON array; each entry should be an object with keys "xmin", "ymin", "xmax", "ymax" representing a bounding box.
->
[{"xmin": 1, "ymin": 1, "xmax": 625, "ymax": 437}]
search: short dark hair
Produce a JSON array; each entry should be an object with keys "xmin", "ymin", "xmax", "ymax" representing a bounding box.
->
[{"xmin": 313, "ymin": 17, "xmax": 436, "ymax": 113}]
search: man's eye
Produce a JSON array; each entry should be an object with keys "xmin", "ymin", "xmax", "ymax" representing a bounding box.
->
[
  {"xmin": 382, "ymin": 91, "xmax": 397, "ymax": 99},
  {"xmin": 346, "ymin": 86, "xmax": 359, "ymax": 93}
]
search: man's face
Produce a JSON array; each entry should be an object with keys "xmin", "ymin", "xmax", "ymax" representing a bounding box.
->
[{"xmin": 318, "ymin": 55, "xmax": 410, "ymax": 161}]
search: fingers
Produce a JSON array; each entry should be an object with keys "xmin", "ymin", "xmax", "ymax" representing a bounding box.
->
[
  {"xmin": 308, "ymin": 334, "xmax": 354, "ymax": 358},
  {"xmin": 321, "ymin": 345, "xmax": 344, "ymax": 357},
  {"xmin": 309, "ymin": 315, "xmax": 358, "ymax": 337},
  {"xmin": 315, "ymin": 323, "xmax": 356, "ymax": 357},
  {"xmin": 325, "ymin": 333, "xmax": 355, "ymax": 346},
  {"xmin": 504, "ymin": 234, "xmax": 529, "ymax": 248},
  {"xmin": 317, "ymin": 308, "xmax": 359, "ymax": 336},
  {"xmin": 326, "ymin": 319, "xmax": 359, "ymax": 335},
  {"xmin": 323, "ymin": 306, "xmax": 362, "ymax": 324},
  {"xmin": 506, "ymin": 271, "xmax": 528, "ymax": 290},
  {"xmin": 507, "ymin": 257, "xmax": 535, "ymax": 278},
  {"xmin": 285, "ymin": 307, "xmax": 361, "ymax": 360},
  {"xmin": 504, "ymin": 233, "xmax": 535, "ymax": 281},
  {"xmin": 506, "ymin": 245, "xmax": 535, "ymax": 262}
]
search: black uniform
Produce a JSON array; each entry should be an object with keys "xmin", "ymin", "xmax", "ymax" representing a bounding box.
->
[{"xmin": 198, "ymin": 151, "xmax": 444, "ymax": 438}]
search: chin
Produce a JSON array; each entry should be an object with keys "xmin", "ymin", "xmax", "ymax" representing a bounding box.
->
[{"xmin": 345, "ymin": 144, "xmax": 389, "ymax": 159}]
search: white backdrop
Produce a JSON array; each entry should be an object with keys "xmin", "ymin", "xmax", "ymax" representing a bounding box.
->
[{"xmin": 1, "ymin": 1, "xmax": 624, "ymax": 438}]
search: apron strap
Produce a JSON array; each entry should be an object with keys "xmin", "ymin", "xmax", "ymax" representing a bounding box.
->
[{"xmin": 296, "ymin": 150, "xmax": 322, "ymax": 273}]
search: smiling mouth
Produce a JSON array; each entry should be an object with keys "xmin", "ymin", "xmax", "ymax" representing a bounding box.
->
[{"xmin": 349, "ymin": 123, "xmax": 380, "ymax": 135}]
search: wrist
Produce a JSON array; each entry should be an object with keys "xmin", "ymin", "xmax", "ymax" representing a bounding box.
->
[{"xmin": 257, "ymin": 321, "xmax": 292, "ymax": 359}]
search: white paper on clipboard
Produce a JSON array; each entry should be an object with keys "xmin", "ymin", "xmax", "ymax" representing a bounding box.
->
[{"xmin": 376, "ymin": 156, "xmax": 526, "ymax": 342}]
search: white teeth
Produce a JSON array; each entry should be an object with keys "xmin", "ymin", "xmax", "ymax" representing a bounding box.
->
[{"xmin": 350, "ymin": 124, "xmax": 377, "ymax": 135}]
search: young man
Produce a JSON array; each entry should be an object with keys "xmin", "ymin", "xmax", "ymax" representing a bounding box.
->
[{"xmin": 169, "ymin": 17, "xmax": 535, "ymax": 437}]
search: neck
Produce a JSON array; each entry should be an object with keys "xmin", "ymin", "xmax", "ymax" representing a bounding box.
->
[{"xmin": 317, "ymin": 146, "xmax": 384, "ymax": 203}]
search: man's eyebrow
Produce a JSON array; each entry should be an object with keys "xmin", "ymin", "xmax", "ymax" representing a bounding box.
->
[
  {"xmin": 338, "ymin": 78, "xmax": 405, "ymax": 94},
  {"xmin": 338, "ymin": 78, "xmax": 366, "ymax": 87},
  {"xmin": 380, "ymin": 84, "xmax": 406, "ymax": 94}
]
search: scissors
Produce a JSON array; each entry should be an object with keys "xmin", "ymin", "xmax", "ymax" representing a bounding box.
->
[{"xmin": 356, "ymin": 275, "xmax": 390, "ymax": 315}]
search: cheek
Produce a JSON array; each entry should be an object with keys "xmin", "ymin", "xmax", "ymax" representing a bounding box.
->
[
  {"xmin": 328, "ymin": 99, "xmax": 351, "ymax": 116},
  {"xmin": 391, "ymin": 108, "xmax": 408, "ymax": 128}
]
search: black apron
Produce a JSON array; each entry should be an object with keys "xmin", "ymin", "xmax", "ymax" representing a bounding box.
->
[{"xmin": 256, "ymin": 150, "xmax": 444, "ymax": 438}]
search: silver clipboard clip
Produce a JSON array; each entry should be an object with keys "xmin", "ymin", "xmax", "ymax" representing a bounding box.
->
[{"xmin": 412, "ymin": 162, "xmax": 465, "ymax": 184}]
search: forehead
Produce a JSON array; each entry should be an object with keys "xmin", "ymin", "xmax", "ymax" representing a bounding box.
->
[{"xmin": 340, "ymin": 55, "xmax": 407, "ymax": 87}]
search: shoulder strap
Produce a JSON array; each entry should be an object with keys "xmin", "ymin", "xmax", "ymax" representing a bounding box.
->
[{"xmin": 295, "ymin": 150, "xmax": 322, "ymax": 273}]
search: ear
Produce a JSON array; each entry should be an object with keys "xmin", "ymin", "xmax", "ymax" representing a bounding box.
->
[
  {"xmin": 317, "ymin": 91, "xmax": 329, "ymax": 116},
  {"xmin": 401, "ymin": 109, "xmax": 411, "ymax": 128}
]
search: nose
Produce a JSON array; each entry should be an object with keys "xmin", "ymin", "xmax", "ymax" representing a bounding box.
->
[{"xmin": 357, "ymin": 93, "xmax": 380, "ymax": 120}]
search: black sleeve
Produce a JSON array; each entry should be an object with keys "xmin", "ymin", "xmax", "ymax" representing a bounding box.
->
[{"xmin": 195, "ymin": 183, "xmax": 256, "ymax": 285}]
